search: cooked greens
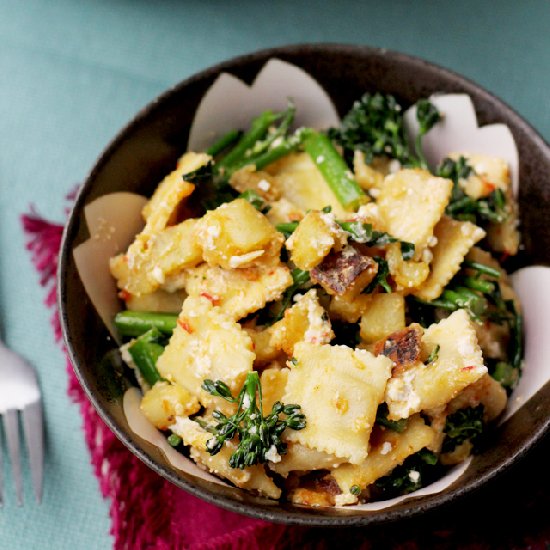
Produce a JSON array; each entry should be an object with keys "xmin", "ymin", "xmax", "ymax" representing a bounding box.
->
[{"xmin": 202, "ymin": 372, "xmax": 306, "ymax": 469}]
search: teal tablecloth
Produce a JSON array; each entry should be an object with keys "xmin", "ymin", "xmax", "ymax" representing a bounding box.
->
[{"xmin": 0, "ymin": 1, "xmax": 549, "ymax": 548}]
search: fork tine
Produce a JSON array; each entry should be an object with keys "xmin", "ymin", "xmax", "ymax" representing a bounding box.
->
[
  {"xmin": 22, "ymin": 401, "xmax": 43, "ymax": 503},
  {"xmin": 3, "ymin": 409, "xmax": 23, "ymax": 506}
]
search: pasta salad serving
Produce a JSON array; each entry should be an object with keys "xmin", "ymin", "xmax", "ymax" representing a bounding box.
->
[{"xmin": 108, "ymin": 93, "xmax": 522, "ymax": 507}]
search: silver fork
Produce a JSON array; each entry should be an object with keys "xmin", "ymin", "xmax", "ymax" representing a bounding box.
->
[{"xmin": 0, "ymin": 340, "xmax": 43, "ymax": 505}]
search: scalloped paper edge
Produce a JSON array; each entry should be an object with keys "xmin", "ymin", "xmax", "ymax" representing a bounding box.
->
[
  {"xmin": 188, "ymin": 58, "xmax": 341, "ymax": 152},
  {"xmin": 404, "ymin": 94, "xmax": 519, "ymax": 196}
]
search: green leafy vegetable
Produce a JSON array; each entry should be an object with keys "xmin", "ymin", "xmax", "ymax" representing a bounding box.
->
[
  {"xmin": 414, "ymin": 99, "xmax": 442, "ymax": 168},
  {"xmin": 363, "ymin": 257, "xmax": 392, "ymax": 294},
  {"xmin": 239, "ymin": 189, "xmax": 268, "ymax": 212},
  {"xmin": 328, "ymin": 93, "xmax": 414, "ymax": 167},
  {"xmin": 425, "ymin": 344, "xmax": 440, "ymax": 365},
  {"xmin": 185, "ymin": 160, "xmax": 238, "ymax": 211},
  {"xmin": 442, "ymin": 405, "xmax": 484, "ymax": 453},
  {"xmin": 376, "ymin": 404, "xmax": 407, "ymax": 433},
  {"xmin": 374, "ymin": 448, "xmax": 439, "ymax": 498},
  {"xmin": 202, "ymin": 372, "xmax": 306, "ymax": 469},
  {"xmin": 269, "ymin": 268, "xmax": 311, "ymax": 324},
  {"xmin": 438, "ymin": 156, "xmax": 508, "ymax": 224},
  {"xmin": 328, "ymin": 93, "xmax": 440, "ymax": 169}
]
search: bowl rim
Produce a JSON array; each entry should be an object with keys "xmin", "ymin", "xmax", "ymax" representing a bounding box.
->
[{"xmin": 58, "ymin": 42, "xmax": 550, "ymax": 526}]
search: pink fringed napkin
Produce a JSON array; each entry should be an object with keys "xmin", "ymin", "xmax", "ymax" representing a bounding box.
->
[
  {"xmin": 21, "ymin": 201, "xmax": 294, "ymax": 550},
  {"xmin": 22, "ymin": 197, "xmax": 550, "ymax": 550}
]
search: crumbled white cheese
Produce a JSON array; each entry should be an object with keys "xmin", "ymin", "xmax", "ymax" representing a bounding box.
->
[
  {"xmin": 265, "ymin": 445, "xmax": 282, "ymax": 463},
  {"xmin": 302, "ymin": 290, "xmax": 331, "ymax": 344},
  {"xmin": 334, "ymin": 493, "xmax": 358, "ymax": 507},
  {"xmin": 389, "ymin": 159, "xmax": 402, "ymax": 174},
  {"xmin": 427, "ymin": 236, "xmax": 439, "ymax": 247},
  {"xmin": 316, "ymin": 155, "xmax": 325, "ymax": 164},
  {"xmin": 421, "ymin": 248, "xmax": 434, "ymax": 264},
  {"xmin": 408, "ymin": 470, "xmax": 420, "ymax": 483},
  {"xmin": 380, "ymin": 441, "xmax": 393, "ymax": 455},
  {"xmin": 228, "ymin": 249, "xmax": 265, "ymax": 268},
  {"xmin": 456, "ymin": 335, "xmax": 475, "ymax": 357},
  {"xmin": 257, "ymin": 179, "xmax": 271, "ymax": 191},
  {"xmin": 386, "ymin": 369, "xmax": 421, "ymax": 418},
  {"xmin": 152, "ymin": 265, "xmax": 165, "ymax": 284},
  {"xmin": 203, "ymin": 223, "xmax": 221, "ymax": 250}
]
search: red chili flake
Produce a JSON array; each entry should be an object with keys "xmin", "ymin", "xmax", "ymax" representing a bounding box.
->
[
  {"xmin": 500, "ymin": 251, "xmax": 510, "ymax": 263},
  {"xmin": 200, "ymin": 292, "xmax": 220, "ymax": 305},
  {"xmin": 118, "ymin": 289, "xmax": 131, "ymax": 302},
  {"xmin": 178, "ymin": 319, "xmax": 193, "ymax": 333},
  {"xmin": 462, "ymin": 365, "xmax": 476, "ymax": 372},
  {"xmin": 483, "ymin": 180, "xmax": 497, "ymax": 194}
]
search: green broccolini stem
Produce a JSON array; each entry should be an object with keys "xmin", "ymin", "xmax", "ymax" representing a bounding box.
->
[
  {"xmin": 216, "ymin": 110, "xmax": 279, "ymax": 171},
  {"xmin": 115, "ymin": 310, "xmax": 177, "ymax": 337},
  {"xmin": 227, "ymin": 127, "xmax": 309, "ymax": 177},
  {"xmin": 167, "ymin": 433, "xmax": 182, "ymax": 447},
  {"xmin": 206, "ymin": 129, "xmax": 242, "ymax": 157},
  {"xmin": 275, "ymin": 221, "xmax": 299, "ymax": 237},
  {"xmin": 462, "ymin": 276, "xmax": 496, "ymax": 294},
  {"xmin": 127, "ymin": 328, "xmax": 165, "ymax": 386},
  {"xmin": 462, "ymin": 261, "xmax": 501, "ymax": 279},
  {"xmin": 304, "ymin": 131, "xmax": 366, "ymax": 209}
]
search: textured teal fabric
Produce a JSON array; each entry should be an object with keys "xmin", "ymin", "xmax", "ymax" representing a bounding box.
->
[{"xmin": 0, "ymin": 0, "xmax": 548, "ymax": 548}]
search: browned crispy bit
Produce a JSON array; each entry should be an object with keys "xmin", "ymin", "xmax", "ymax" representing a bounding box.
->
[
  {"xmin": 310, "ymin": 245, "xmax": 378, "ymax": 297},
  {"xmin": 373, "ymin": 324, "xmax": 423, "ymax": 374},
  {"xmin": 288, "ymin": 473, "xmax": 342, "ymax": 507}
]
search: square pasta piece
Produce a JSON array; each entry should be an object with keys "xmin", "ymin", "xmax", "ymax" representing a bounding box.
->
[
  {"xmin": 283, "ymin": 342, "xmax": 392, "ymax": 464},
  {"xmin": 111, "ymin": 219, "xmax": 203, "ymax": 296},
  {"xmin": 385, "ymin": 309, "xmax": 487, "ymax": 420},
  {"xmin": 270, "ymin": 289, "xmax": 334, "ymax": 354},
  {"xmin": 265, "ymin": 152, "xmax": 349, "ymax": 217},
  {"xmin": 286, "ymin": 211, "xmax": 348, "ymax": 270},
  {"xmin": 413, "ymin": 216, "xmax": 485, "ymax": 301},
  {"xmin": 378, "ymin": 169, "xmax": 452, "ymax": 251},
  {"xmin": 228, "ymin": 165, "xmax": 281, "ymax": 201},
  {"xmin": 156, "ymin": 296, "xmax": 254, "ymax": 397},
  {"xmin": 331, "ymin": 416, "xmax": 434, "ymax": 505},
  {"xmin": 142, "ymin": 151, "xmax": 209, "ymax": 234},
  {"xmin": 183, "ymin": 262, "xmax": 292, "ymax": 320},
  {"xmin": 260, "ymin": 366, "xmax": 290, "ymax": 415},
  {"xmin": 359, "ymin": 293, "xmax": 405, "ymax": 344},
  {"xmin": 196, "ymin": 198, "xmax": 283, "ymax": 269}
]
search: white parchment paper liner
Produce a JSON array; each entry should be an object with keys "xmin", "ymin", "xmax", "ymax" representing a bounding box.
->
[{"xmin": 72, "ymin": 59, "xmax": 548, "ymax": 509}]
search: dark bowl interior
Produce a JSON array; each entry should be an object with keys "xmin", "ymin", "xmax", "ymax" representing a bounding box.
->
[{"xmin": 58, "ymin": 44, "xmax": 550, "ymax": 526}]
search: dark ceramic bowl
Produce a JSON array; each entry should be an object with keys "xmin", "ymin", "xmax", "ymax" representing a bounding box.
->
[{"xmin": 58, "ymin": 44, "xmax": 550, "ymax": 526}]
